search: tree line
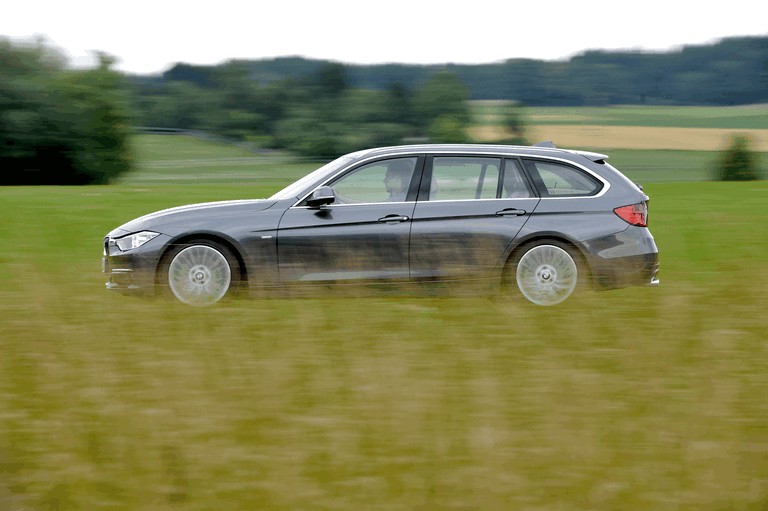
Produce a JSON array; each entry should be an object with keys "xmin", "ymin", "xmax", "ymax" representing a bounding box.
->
[
  {"xmin": 131, "ymin": 61, "xmax": 508, "ymax": 160},
  {"xmin": 154, "ymin": 36, "xmax": 768, "ymax": 106},
  {"xmin": 2, "ymin": 35, "xmax": 765, "ymax": 184},
  {"xmin": 2, "ymin": 38, "xmax": 527, "ymax": 184}
]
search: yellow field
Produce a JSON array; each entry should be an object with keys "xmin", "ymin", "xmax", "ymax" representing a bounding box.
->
[{"xmin": 469, "ymin": 125, "xmax": 768, "ymax": 151}]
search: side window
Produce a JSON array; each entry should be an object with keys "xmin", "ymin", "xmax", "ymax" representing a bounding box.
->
[
  {"xmin": 501, "ymin": 159, "xmax": 533, "ymax": 198},
  {"xmin": 430, "ymin": 157, "xmax": 501, "ymax": 200},
  {"xmin": 327, "ymin": 157, "xmax": 416, "ymax": 204},
  {"xmin": 524, "ymin": 160, "xmax": 602, "ymax": 197}
]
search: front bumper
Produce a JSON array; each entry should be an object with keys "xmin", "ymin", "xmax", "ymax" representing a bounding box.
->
[{"xmin": 102, "ymin": 234, "xmax": 168, "ymax": 295}]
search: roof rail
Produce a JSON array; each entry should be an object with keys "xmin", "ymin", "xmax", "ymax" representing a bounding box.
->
[{"xmin": 533, "ymin": 141, "xmax": 556, "ymax": 148}]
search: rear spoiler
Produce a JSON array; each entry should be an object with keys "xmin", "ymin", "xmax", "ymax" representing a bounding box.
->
[{"xmin": 533, "ymin": 141, "xmax": 608, "ymax": 163}]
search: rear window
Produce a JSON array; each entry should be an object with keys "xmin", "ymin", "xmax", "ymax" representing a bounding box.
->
[{"xmin": 524, "ymin": 159, "xmax": 602, "ymax": 197}]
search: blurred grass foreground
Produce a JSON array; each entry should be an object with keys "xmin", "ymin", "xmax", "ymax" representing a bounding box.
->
[{"xmin": 1, "ymin": 172, "xmax": 768, "ymax": 510}]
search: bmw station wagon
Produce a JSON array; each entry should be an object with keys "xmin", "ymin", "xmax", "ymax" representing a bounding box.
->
[{"xmin": 103, "ymin": 143, "xmax": 659, "ymax": 306}]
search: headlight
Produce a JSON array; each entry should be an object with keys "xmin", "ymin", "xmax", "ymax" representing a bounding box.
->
[{"xmin": 114, "ymin": 231, "xmax": 160, "ymax": 251}]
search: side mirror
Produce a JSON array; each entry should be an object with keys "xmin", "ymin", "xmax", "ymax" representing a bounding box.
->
[{"xmin": 306, "ymin": 186, "xmax": 336, "ymax": 208}]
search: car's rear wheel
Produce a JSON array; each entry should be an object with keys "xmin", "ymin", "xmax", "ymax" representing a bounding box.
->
[
  {"xmin": 509, "ymin": 241, "xmax": 585, "ymax": 306},
  {"xmin": 163, "ymin": 241, "xmax": 238, "ymax": 306}
]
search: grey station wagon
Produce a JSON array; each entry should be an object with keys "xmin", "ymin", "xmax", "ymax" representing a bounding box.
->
[{"xmin": 103, "ymin": 143, "xmax": 659, "ymax": 306}]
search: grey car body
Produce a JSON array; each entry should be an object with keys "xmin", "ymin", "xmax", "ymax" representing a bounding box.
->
[{"xmin": 103, "ymin": 143, "xmax": 659, "ymax": 306}]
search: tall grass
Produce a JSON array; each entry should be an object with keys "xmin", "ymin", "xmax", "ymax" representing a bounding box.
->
[{"xmin": 2, "ymin": 179, "xmax": 768, "ymax": 510}]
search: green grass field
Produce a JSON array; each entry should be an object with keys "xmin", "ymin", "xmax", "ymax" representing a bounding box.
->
[
  {"xmin": 122, "ymin": 135, "xmax": 747, "ymax": 187},
  {"xmin": 2, "ymin": 117, "xmax": 768, "ymax": 510},
  {"xmin": 124, "ymin": 135, "xmax": 319, "ymax": 188},
  {"xmin": 471, "ymin": 102, "xmax": 768, "ymax": 129}
]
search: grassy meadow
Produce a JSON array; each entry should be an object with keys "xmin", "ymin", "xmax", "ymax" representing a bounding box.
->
[
  {"xmin": 471, "ymin": 103, "xmax": 768, "ymax": 129},
  {"xmin": 2, "ymin": 108, "xmax": 768, "ymax": 510}
]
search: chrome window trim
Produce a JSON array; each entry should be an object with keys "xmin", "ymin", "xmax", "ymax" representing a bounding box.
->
[
  {"xmin": 290, "ymin": 196, "xmax": 538, "ymax": 209},
  {"xmin": 521, "ymin": 156, "xmax": 610, "ymax": 199},
  {"xmin": 414, "ymin": 197, "xmax": 537, "ymax": 204},
  {"xmin": 289, "ymin": 150, "xmax": 610, "ymax": 208},
  {"xmin": 290, "ymin": 200, "xmax": 414, "ymax": 209}
]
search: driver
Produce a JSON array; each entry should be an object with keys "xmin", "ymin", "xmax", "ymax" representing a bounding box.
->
[{"xmin": 384, "ymin": 160, "xmax": 412, "ymax": 202}]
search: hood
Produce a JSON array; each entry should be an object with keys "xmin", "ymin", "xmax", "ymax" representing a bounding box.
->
[{"xmin": 110, "ymin": 199, "xmax": 277, "ymax": 236}]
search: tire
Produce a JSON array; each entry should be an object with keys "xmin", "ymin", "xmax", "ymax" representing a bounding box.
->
[
  {"xmin": 508, "ymin": 241, "xmax": 585, "ymax": 306},
  {"xmin": 161, "ymin": 241, "xmax": 239, "ymax": 306}
]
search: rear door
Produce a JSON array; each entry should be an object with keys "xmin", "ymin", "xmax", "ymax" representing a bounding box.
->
[{"xmin": 409, "ymin": 156, "xmax": 540, "ymax": 280}]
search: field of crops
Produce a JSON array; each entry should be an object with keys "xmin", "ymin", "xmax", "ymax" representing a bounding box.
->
[
  {"xmin": 2, "ymin": 107, "xmax": 768, "ymax": 510},
  {"xmin": 470, "ymin": 102, "xmax": 768, "ymax": 152}
]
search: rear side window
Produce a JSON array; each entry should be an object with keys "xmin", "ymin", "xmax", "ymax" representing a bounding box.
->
[
  {"xmin": 523, "ymin": 159, "xmax": 602, "ymax": 197},
  {"xmin": 501, "ymin": 159, "xmax": 534, "ymax": 198},
  {"xmin": 430, "ymin": 157, "xmax": 501, "ymax": 200}
]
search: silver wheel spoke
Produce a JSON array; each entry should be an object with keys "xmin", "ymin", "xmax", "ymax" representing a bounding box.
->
[
  {"xmin": 168, "ymin": 245, "xmax": 232, "ymax": 306},
  {"xmin": 516, "ymin": 245, "xmax": 578, "ymax": 306}
]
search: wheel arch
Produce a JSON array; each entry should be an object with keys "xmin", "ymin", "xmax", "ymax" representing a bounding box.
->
[
  {"xmin": 155, "ymin": 233, "xmax": 248, "ymax": 287},
  {"xmin": 502, "ymin": 233, "xmax": 594, "ymax": 289}
]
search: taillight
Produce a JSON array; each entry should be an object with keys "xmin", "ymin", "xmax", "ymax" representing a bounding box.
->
[{"xmin": 614, "ymin": 202, "xmax": 648, "ymax": 227}]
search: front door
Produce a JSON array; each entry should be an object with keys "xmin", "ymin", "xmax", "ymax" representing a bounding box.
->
[{"xmin": 277, "ymin": 157, "xmax": 420, "ymax": 283}]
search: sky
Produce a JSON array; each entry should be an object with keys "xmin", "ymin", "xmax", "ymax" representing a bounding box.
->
[{"xmin": 3, "ymin": 0, "xmax": 767, "ymax": 75}]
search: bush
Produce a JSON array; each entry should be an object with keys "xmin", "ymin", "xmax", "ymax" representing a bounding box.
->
[
  {"xmin": 715, "ymin": 135, "xmax": 763, "ymax": 181},
  {"xmin": 427, "ymin": 115, "xmax": 466, "ymax": 143},
  {"xmin": 0, "ymin": 41, "xmax": 134, "ymax": 185}
]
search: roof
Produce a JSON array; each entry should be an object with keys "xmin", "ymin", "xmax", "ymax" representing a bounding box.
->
[{"xmin": 350, "ymin": 143, "xmax": 609, "ymax": 163}]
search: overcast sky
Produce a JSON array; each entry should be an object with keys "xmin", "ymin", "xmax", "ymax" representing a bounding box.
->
[{"xmin": 4, "ymin": 0, "xmax": 767, "ymax": 75}]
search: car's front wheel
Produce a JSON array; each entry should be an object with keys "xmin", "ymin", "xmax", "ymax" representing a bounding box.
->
[
  {"xmin": 162, "ymin": 241, "xmax": 239, "ymax": 306},
  {"xmin": 508, "ymin": 241, "xmax": 585, "ymax": 306}
]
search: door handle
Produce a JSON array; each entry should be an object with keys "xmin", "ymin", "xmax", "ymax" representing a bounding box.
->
[
  {"xmin": 495, "ymin": 208, "xmax": 527, "ymax": 216},
  {"xmin": 378, "ymin": 214, "xmax": 410, "ymax": 224}
]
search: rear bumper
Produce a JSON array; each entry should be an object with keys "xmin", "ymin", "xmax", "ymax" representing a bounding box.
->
[
  {"xmin": 582, "ymin": 226, "xmax": 659, "ymax": 290},
  {"xmin": 648, "ymin": 267, "xmax": 660, "ymax": 287}
]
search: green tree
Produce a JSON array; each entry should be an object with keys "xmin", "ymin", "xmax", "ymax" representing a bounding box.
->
[
  {"xmin": 414, "ymin": 71, "xmax": 471, "ymax": 140},
  {"xmin": 0, "ymin": 40, "xmax": 133, "ymax": 185},
  {"xmin": 309, "ymin": 62, "xmax": 349, "ymax": 98},
  {"xmin": 498, "ymin": 102, "xmax": 528, "ymax": 145},
  {"xmin": 427, "ymin": 115, "xmax": 465, "ymax": 143},
  {"xmin": 49, "ymin": 54, "xmax": 133, "ymax": 184},
  {"xmin": 715, "ymin": 135, "xmax": 763, "ymax": 181},
  {"xmin": 383, "ymin": 82, "xmax": 416, "ymax": 127}
]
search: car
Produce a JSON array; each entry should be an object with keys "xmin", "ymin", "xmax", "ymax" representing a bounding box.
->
[{"xmin": 103, "ymin": 143, "xmax": 659, "ymax": 306}]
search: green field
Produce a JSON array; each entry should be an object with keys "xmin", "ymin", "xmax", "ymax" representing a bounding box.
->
[
  {"xmin": 124, "ymin": 135, "xmax": 319, "ymax": 188},
  {"xmin": 2, "ymin": 121, "xmax": 768, "ymax": 510},
  {"xmin": 123, "ymin": 135, "xmax": 745, "ymax": 187},
  {"xmin": 471, "ymin": 102, "xmax": 768, "ymax": 129}
]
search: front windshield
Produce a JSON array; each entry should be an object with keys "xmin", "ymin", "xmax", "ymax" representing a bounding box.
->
[{"xmin": 269, "ymin": 156, "xmax": 354, "ymax": 200}]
